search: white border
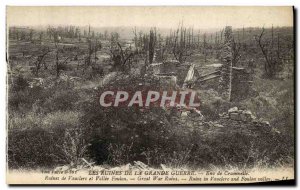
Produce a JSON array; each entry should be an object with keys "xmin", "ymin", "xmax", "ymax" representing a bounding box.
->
[{"xmin": 0, "ymin": 1, "xmax": 298, "ymax": 189}]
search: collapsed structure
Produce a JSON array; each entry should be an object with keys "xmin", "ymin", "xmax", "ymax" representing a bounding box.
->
[{"xmin": 147, "ymin": 26, "xmax": 254, "ymax": 102}]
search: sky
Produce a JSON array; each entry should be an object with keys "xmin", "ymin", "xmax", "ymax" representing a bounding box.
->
[{"xmin": 7, "ymin": 6, "xmax": 293, "ymax": 29}]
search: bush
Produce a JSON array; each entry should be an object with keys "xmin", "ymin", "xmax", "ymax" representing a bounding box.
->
[
  {"xmin": 42, "ymin": 90, "xmax": 80, "ymax": 113},
  {"xmin": 197, "ymin": 89, "xmax": 231, "ymax": 120},
  {"xmin": 8, "ymin": 128, "xmax": 64, "ymax": 169},
  {"xmin": 8, "ymin": 112, "xmax": 43, "ymax": 130},
  {"xmin": 7, "ymin": 74, "xmax": 294, "ymax": 170},
  {"xmin": 240, "ymin": 78, "xmax": 294, "ymax": 134},
  {"xmin": 8, "ymin": 111, "xmax": 81, "ymax": 130},
  {"xmin": 42, "ymin": 111, "xmax": 81, "ymax": 129}
]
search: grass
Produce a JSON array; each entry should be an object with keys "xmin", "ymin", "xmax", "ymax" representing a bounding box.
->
[{"xmin": 7, "ymin": 27, "xmax": 294, "ymax": 171}]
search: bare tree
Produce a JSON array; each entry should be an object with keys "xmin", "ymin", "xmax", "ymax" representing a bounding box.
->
[
  {"xmin": 55, "ymin": 49, "xmax": 70, "ymax": 77},
  {"xmin": 110, "ymin": 42, "xmax": 135, "ymax": 72},
  {"xmin": 29, "ymin": 29, "xmax": 34, "ymax": 42},
  {"xmin": 172, "ymin": 26, "xmax": 193, "ymax": 64},
  {"xmin": 255, "ymin": 26, "xmax": 281, "ymax": 78},
  {"xmin": 203, "ymin": 33, "xmax": 207, "ymax": 63},
  {"xmin": 32, "ymin": 49, "xmax": 51, "ymax": 76},
  {"xmin": 47, "ymin": 26, "xmax": 60, "ymax": 45},
  {"xmin": 39, "ymin": 32, "xmax": 43, "ymax": 43},
  {"xmin": 148, "ymin": 28, "xmax": 156, "ymax": 64}
]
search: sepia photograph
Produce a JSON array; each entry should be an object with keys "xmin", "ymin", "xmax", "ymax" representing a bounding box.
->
[{"xmin": 5, "ymin": 6, "xmax": 295, "ymax": 184}]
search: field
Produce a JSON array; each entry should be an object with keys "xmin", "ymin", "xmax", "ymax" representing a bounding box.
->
[{"xmin": 7, "ymin": 25, "xmax": 294, "ymax": 172}]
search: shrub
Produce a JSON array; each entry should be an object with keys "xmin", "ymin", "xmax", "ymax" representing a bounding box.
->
[
  {"xmin": 53, "ymin": 128, "xmax": 90, "ymax": 166},
  {"xmin": 42, "ymin": 111, "xmax": 81, "ymax": 129},
  {"xmin": 8, "ymin": 128, "xmax": 64, "ymax": 169},
  {"xmin": 42, "ymin": 90, "xmax": 80, "ymax": 113},
  {"xmin": 8, "ymin": 112, "xmax": 43, "ymax": 130}
]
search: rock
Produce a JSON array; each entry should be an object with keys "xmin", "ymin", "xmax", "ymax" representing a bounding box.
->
[
  {"xmin": 250, "ymin": 115, "xmax": 257, "ymax": 120},
  {"xmin": 246, "ymin": 116, "xmax": 253, "ymax": 122},
  {"xmin": 261, "ymin": 121, "xmax": 270, "ymax": 127},
  {"xmin": 228, "ymin": 107, "xmax": 238, "ymax": 113},
  {"xmin": 219, "ymin": 112, "xmax": 229, "ymax": 118},
  {"xmin": 181, "ymin": 111, "xmax": 188, "ymax": 117},
  {"xmin": 240, "ymin": 113, "xmax": 247, "ymax": 121},
  {"xmin": 69, "ymin": 76, "xmax": 82, "ymax": 82},
  {"xmin": 242, "ymin": 111, "xmax": 255, "ymax": 121},
  {"xmin": 214, "ymin": 123, "xmax": 224, "ymax": 128},
  {"xmin": 240, "ymin": 113, "xmax": 252, "ymax": 122},
  {"xmin": 243, "ymin": 110, "xmax": 252, "ymax": 115},
  {"xmin": 28, "ymin": 78, "xmax": 44, "ymax": 88},
  {"xmin": 205, "ymin": 121, "xmax": 224, "ymax": 128},
  {"xmin": 229, "ymin": 112, "xmax": 240, "ymax": 120}
]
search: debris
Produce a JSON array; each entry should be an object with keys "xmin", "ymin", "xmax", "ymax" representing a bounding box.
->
[
  {"xmin": 228, "ymin": 107, "xmax": 238, "ymax": 113},
  {"xmin": 222, "ymin": 107, "xmax": 271, "ymax": 127},
  {"xmin": 160, "ymin": 164, "xmax": 168, "ymax": 171},
  {"xmin": 205, "ymin": 121, "xmax": 224, "ymax": 128},
  {"xmin": 81, "ymin": 158, "xmax": 94, "ymax": 168},
  {"xmin": 28, "ymin": 78, "xmax": 44, "ymax": 88},
  {"xmin": 261, "ymin": 121, "xmax": 270, "ymax": 127},
  {"xmin": 133, "ymin": 161, "xmax": 149, "ymax": 170},
  {"xmin": 182, "ymin": 64, "xmax": 195, "ymax": 88},
  {"xmin": 214, "ymin": 123, "xmax": 224, "ymax": 128},
  {"xmin": 229, "ymin": 112, "xmax": 240, "ymax": 120},
  {"xmin": 181, "ymin": 111, "xmax": 188, "ymax": 117}
]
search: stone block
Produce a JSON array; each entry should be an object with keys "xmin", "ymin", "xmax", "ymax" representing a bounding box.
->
[
  {"xmin": 229, "ymin": 112, "xmax": 240, "ymax": 120},
  {"xmin": 228, "ymin": 107, "xmax": 238, "ymax": 113}
]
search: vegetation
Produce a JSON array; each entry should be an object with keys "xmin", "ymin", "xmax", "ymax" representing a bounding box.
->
[{"xmin": 7, "ymin": 25, "xmax": 294, "ymax": 170}]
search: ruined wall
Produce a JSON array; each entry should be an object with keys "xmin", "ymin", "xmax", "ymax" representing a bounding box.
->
[
  {"xmin": 231, "ymin": 67, "xmax": 253, "ymax": 101},
  {"xmin": 147, "ymin": 61, "xmax": 193, "ymax": 88},
  {"xmin": 218, "ymin": 26, "xmax": 233, "ymax": 101}
]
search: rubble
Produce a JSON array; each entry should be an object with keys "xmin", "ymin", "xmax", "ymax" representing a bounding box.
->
[
  {"xmin": 28, "ymin": 78, "xmax": 44, "ymax": 88},
  {"xmin": 133, "ymin": 161, "xmax": 151, "ymax": 170},
  {"xmin": 220, "ymin": 107, "xmax": 271, "ymax": 128},
  {"xmin": 157, "ymin": 75, "xmax": 177, "ymax": 88},
  {"xmin": 228, "ymin": 107, "xmax": 238, "ymax": 113},
  {"xmin": 205, "ymin": 121, "xmax": 224, "ymax": 128},
  {"xmin": 226, "ymin": 107, "xmax": 256, "ymax": 122}
]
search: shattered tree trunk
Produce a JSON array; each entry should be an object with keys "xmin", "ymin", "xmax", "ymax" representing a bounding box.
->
[
  {"xmin": 219, "ymin": 26, "xmax": 233, "ymax": 102},
  {"xmin": 182, "ymin": 64, "xmax": 195, "ymax": 88}
]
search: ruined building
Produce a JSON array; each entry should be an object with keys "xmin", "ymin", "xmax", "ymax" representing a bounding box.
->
[{"xmin": 219, "ymin": 26, "xmax": 233, "ymax": 101}]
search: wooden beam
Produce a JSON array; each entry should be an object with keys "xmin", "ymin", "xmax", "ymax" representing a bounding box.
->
[
  {"xmin": 197, "ymin": 75, "xmax": 221, "ymax": 82},
  {"xmin": 197, "ymin": 70, "xmax": 221, "ymax": 79}
]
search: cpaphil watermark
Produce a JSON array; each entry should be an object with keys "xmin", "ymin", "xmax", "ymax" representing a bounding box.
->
[{"xmin": 99, "ymin": 90, "xmax": 200, "ymax": 108}]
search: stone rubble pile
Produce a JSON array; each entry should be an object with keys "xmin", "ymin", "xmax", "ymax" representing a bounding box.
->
[
  {"xmin": 28, "ymin": 75, "xmax": 83, "ymax": 89},
  {"xmin": 219, "ymin": 107, "xmax": 271, "ymax": 127}
]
